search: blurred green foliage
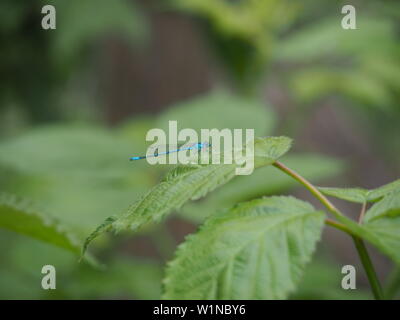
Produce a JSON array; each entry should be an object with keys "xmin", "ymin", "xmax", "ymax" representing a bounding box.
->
[
  {"xmin": 278, "ymin": 16, "xmax": 400, "ymax": 110},
  {"xmin": 173, "ymin": 0, "xmax": 298, "ymax": 94},
  {"xmin": 0, "ymin": 0, "xmax": 146, "ymax": 123},
  {"xmin": 291, "ymin": 257, "xmax": 371, "ymax": 300},
  {"xmin": 1, "ymin": 0, "xmax": 399, "ymax": 299},
  {"xmin": 173, "ymin": 0, "xmax": 400, "ymax": 165},
  {"xmin": 0, "ymin": 90, "xmax": 344, "ymax": 299}
]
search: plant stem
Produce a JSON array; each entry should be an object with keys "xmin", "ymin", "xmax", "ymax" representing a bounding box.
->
[
  {"xmin": 385, "ymin": 266, "xmax": 400, "ymax": 300},
  {"xmin": 325, "ymin": 218, "xmax": 353, "ymax": 235},
  {"xmin": 358, "ymin": 201, "xmax": 367, "ymax": 224},
  {"xmin": 272, "ymin": 161, "xmax": 343, "ymax": 219},
  {"xmin": 352, "ymin": 236, "xmax": 384, "ymax": 300},
  {"xmin": 273, "ymin": 160, "xmax": 384, "ymax": 300}
]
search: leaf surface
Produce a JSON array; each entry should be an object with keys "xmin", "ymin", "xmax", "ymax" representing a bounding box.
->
[
  {"xmin": 318, "ymin": 179, "xmax": 400, "ymax": 204},
  {"xmin": 0, "ymin": 193, "xmax": 81, "ymax": 255},
  {"xmin": 157, "ymin": 91, "xmax": 276, "ymax": 137},
  {"xmin": 332, "ymin": 191, "xmax": 400, "ymax": 265},
  {"xmin": 163, "ymin": 196, "xmax": 325, "ymax": 299}
]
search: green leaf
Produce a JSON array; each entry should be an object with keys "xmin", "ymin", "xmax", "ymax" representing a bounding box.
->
[
  {"xmin": 64, "ymin": 258, "xmax": 163, "ymax": 299},
  {"xmin": 0, "ymin": 193, "xmax": 81, "ymax": 255},
  {"xmin": 278, "ymin": 16, "xmax": 399, "ymax": 110},
  {"xmin": 0, "ymin": 235, "xmax": 78, "ymax": 299},
  {"xmin": 0, "ymin": 125, "xmax": 156, "ymax": 235},
  {"xmin": 331, "ymin": 192, "xmax": 400, "ymax": 265},
  {"xmin": 359, "ymin": 191, "xmax": 400, "ymax": 265},
  {"xmin": 368, "ymin": 180, "xmax": 400, "ymax": 201},
  {"xmin": 172, "ymin": 1, "xmax": 298, "ymax": 90},
  {"xmin": 364, "ymin": 190, "xmax": 400, "ymax": 223},
  {"xmin": 163, "ymin": 196, "xmax": 325, "ymax": 299},
  {"xmin": 83, "ymin": 136, "xmax": 292, "ymax": 254},
  {"xmin": 334, "ymin": 215, "xmax": 400, "ymax": 266},
  {"xmin": 277, "ymin": 17, "xmax": 396, "ymax": 62},
  {"xmin": 361, "ymin": 217, "xmax": 400, "ymax": 265},
  {"xmin": 318, "ymin": 187, "xmax": 369, "ymax": 204},
  {"xmin": 318, "ymin": 179, "xmax": 400, "ymax": 204},
  {"xmin": 0, "ymin": 234, "xmax": 161, "ymax": 299},
  {"xmin": 51, "ymin": 0, "xmax": 147, "ymax": 66},
  {"xmin": 0, "ymin": 125, "xmax": 134, "ymax": 177},
  {"xmin": 173, "ymin": 0, "xmax": 296, "ymax": 39},
  {"xmin": 157, "ymin": 90, "xmax": 276, "ymax": 137},
  {"xmin": 291, "ymin": 258, "xmax": 371, "ymax": 300},
  {"xmin": 289, "ymin": 68, "xmax": 393, "ymax": 109}
]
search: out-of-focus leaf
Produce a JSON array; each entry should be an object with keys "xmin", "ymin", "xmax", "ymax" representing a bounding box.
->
[
  {"xmin": 0, "ymin": 125, "xmax": 156, "ymax": 234},
  {"xmin": 0, "ymin": 125, "xmax": 134, "ymax": 177},
  {"xmin": 277, "ymin": 17, "xmax": 396, "ymax": 62},
  {"xmin": 172, "ymin": 0, "xmax": 298, "ymax": 91},
  {"xmin": 50, "ymin": 0, "xmax": 148, "ymax": 66},
  {"xmin": 117, "ymin": 116, "xmax": 158, "ymax": 152},
  {"xmin": 278, "ymin": 15, "xmax": 400, "ymax": 111},
  {"xmin": 290, "ymin": 68, "xmax": 393, "ymax": 109},
  {"xmin": 157, "ymin": 91, "xmax": 276, "ymax": 137},
  {"xmin": 362, "ymin": 55, "xmax": 400, "ymax": 92},
  {"xmin": 0, "ymin": 234, "xmax": 162, "ymax": 299},
  {"xmin": 174, "ymin": 0, "xmax": 296, "ymax": 39},
  {"xmin": 291, "ymin": 258, "xmax": 371, "ymax": 300},
  {"xmin": 64, "ymin": 258, "xmax": 163, "ymax": 299},
  {"xmin": 0, "ymin": 233, "xmax": 76, "ymax": 299},
  {"xmin": 163, "ymin": 196, "xmax": 325, "ymax": 299},
  {"xmin": 83, "ymin": 137, "xmax": 292, "ymax": 254},
  {"xmin": 0, "ymin": 193, "xmax": 81, "ymax": 254}
]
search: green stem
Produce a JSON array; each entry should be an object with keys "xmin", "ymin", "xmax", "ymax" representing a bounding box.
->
[
  {"xmin": 272, "ymin": 161, "xmax": 343, "ymax": 219},
  {"xmin": 352, "ymin": 236, "xmax": 384, "ymax": 300},
  {"xmin": 273, "ymin": 160, "xmax": 384, "ymax": 300},
  {"xmin": 385, "ymin": 266, "xmax": 400, "ymax": 300},
  {"xmin": 325, "ymin": 218, "xmax": 353, "ymax": 235},
  {"xmin": 358, "ymin": 201, "xmax": 367, "ymax": 224}
]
